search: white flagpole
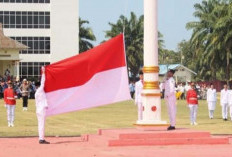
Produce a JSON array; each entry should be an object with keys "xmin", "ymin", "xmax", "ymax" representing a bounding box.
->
[{"xmin": 136, "ymin": 0, "xmax": 167, "ymax": 125}]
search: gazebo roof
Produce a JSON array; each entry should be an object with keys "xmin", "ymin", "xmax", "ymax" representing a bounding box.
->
[{"xmin": 0, "ymin": 23, "xmax": 28, "ymax": 50}]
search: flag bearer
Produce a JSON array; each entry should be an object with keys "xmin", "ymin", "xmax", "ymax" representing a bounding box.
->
[{"xmin": 35, "ymin": 67, "xmax": 50, "ymax": 144}]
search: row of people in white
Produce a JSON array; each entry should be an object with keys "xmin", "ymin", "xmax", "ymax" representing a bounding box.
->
[{"xmin": 207, "ymin": 84, "xmax": 232, "ymax": 121}]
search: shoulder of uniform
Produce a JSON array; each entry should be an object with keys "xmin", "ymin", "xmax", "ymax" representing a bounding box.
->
[
  {"xmin": 135, "ymin": 81, "xmax": 140, "ymax": 85},
  {"xmin": 170, "ymin": 78, "xmax": 175, "ymax": 82}
]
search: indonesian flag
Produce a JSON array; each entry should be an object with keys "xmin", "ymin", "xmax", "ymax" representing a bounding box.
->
[{"xmin": 43, "ymin": 34, "xmax": 131, "ymax": 116}]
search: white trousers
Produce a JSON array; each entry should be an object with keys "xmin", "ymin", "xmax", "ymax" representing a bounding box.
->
[
  {"xmin": 36, "ymin": 108, "xmax": 46, "ymax": 140},
  {"xmin": 221, "ymin": 103, "xmax": 229, "ymax": 119},
  {"xmin": 209, "ymin": 110, "xmax": 214, "ymax": 119},
  {"xmin": 230, "ymin": 106, "xmax": 232, "ymax": 120},
  {"xmin": 188, "ymin": 105, "xmax": 198, "ymax": 123},
  {"xmin": 207, "ymin": 101, "xmax": 216, "ymax": 110},
  {"xmin": 165, "ymin": 96, "xmax": 176, "ymax": 126},
  {"xmin": 6, "ymin": 105, "xmax": 15, "ymax": 123},
  {"xmin": 137, "ymin": 102, "xmax": 143, "ymax": 121},
  {"xmin": 208, "ymin": 101, "xmax": 216, "ymax": 118}
]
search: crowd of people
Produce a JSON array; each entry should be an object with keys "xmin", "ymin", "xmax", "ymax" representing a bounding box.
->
[
  {"xmin": 160, "ymin": 82, "xmax": 209, "ymax": 100},
  {"xmin": 129, "ymin": 81, "xmax": 209, "ymax": 101},
  {"xmin": 0, "ymin": 79, "xmax": 37, "ymax": 101}
]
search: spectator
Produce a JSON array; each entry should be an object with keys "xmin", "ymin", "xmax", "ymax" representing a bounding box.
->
[
  {"xmin": 20, "ymin": 79, "xmax": 30, "ymax": 111},
  {"xmin": 129, "ymin": 81, "xmax": 135, "ymax": 99}
]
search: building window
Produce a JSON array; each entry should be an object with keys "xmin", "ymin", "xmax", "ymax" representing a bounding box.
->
[
  {"xmin": 0, "ymin": 0, "xmax": 50, "ymax": 3},
  {"xmin": 19, "ymin": 62, "xmax": 50, "ymax": 79},
  {"xmin": 0, "ymin": 11, "xmax": 50, "ymax": 29},
  {"xmin": 10, "ymin": 36, "xmax": 50, "ymax": 54}
]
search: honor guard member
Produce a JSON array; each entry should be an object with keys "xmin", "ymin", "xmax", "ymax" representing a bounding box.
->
[
  {"xmin": 4, "ymin": 81, "xmax": 17, "ymax": 127},
  {"xmin": 35, "ymin": 67, "xmax": 50, "ymax": 144},
  {"xmin": 220, "ymin": 84, "xmax": 229, "ymax": 121},
  {"xmin": 163, "ymin": 69, "xmax": 177, "ymax": 130},
  {"xmin": 186, "ymin": 83, "xmax": 199, "ymax": 125},
  {"xmin": 207, "ymin": 84, "xmax": 217, "ymax": 119},
  {"xmin": 228, "ymin": 89, "xmax": 232, "ymax": 121},
  {"xmin": 135, "ymin": 71, "xmax": 144, "ymax": 121}
]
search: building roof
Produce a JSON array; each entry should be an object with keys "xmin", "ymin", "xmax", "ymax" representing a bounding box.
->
[
  {"xmin": 159, "ymin": 64, "xmax": 197, "ymax": 75},
  {"xmin": 0, "ymin": 23, "xmax": 28, "ymax": 50}
]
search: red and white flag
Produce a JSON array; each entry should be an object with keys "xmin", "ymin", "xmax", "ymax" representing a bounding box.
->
[{"xmin": 43, "ymin": 34, "xmax": 131, "ymax": 116}]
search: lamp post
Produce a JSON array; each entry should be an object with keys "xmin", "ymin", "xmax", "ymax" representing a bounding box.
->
[{"xmin": 136, "ymin": 0, "xmax": 166, "ymax": 125}]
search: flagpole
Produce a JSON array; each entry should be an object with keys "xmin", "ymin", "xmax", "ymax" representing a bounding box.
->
[{"xmin": 136, "ymin": 0, "xmax": 167, "ymax": 125}]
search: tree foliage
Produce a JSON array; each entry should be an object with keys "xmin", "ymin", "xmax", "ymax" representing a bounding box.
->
[
  {"xmin": 186, "ymin": 0, "xmax": 232, "ymax": 82},
  {"xmin": 79, "ymin": 18, "xmax": 96, "ymax": 53},
  {"xmin": 105, "ymin": 12, "xmax": 165, "ymax": 78}
]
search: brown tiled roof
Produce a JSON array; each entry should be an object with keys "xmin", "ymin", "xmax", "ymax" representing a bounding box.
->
[{"xmin": 0, "ymin": 23, "xmax": 28, "ymax": 50}]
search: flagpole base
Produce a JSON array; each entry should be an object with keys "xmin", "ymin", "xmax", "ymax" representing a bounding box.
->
[
  {"xmin": 136, "ymin": 120, "xmax": 168, "ymax": 125},
  {"xmin": 134, "ymin": 121, "xmax": 169, "ymax": 131}
]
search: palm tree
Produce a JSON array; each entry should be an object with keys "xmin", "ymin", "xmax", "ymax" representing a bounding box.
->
[
  {"xmin": 210, "ymin": 1, "xmax": 232, "ymax": 84},
  {"xmin": 105, "ymin": 12, "xmax": 165, "ymax": 79},
  {"xmin": 186, "ymin": 0, "xmax": 227, "ymax": 81},
  {"xmin": 79, "ymin": 18, "xmax": 96, "ymax": 53}
]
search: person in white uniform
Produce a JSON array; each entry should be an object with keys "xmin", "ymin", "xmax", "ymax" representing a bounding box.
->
[
  {"xmin": 228, "ymin": 88, "xmax": 232, "ymax": 121},
  {"xmin": 163, "ymin": 69, "xmax": 176, "ymax": 130},
  {"xmin": 207, "ymin": 84, "xmax": 217, "ymax": 119},
  {"xmin": 35, "ymin": 67, "xmax": 50, "ymax": 144},
  {"xmin": 135, "ymin": 71, "xmax": 144, "ymax": 121},
  {"xmin": 220, "ymin": 84, "xmax": 229, "ymax": 121}
]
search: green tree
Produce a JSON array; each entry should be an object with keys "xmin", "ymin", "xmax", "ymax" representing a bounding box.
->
[
  {"xmin": 186, "ymin": 0, "xmax": 232, "ymax": 81},
  {"xmin": 79, "ymin": 18, "xmax": 96, "ymax": 53},
  {"xmin": 105, "ymin": 12, "xmax": 165, "ymax": 78}
]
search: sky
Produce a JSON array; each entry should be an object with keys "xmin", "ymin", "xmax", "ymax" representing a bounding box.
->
[{"xmin": 79, "ymin": 0, "xmax": 202, "ymax": 51}]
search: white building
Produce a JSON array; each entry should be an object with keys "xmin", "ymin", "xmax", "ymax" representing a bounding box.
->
[{"xmin": 0, "ymin": 0, "xmax": 79, "ymax": 80}]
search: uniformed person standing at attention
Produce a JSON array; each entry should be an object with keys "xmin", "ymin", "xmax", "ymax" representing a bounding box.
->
[
  {"xmin": 206, "ymin": 84, "xmax": 217, "ymax": 119},
  {"xmin": 220, "ymin": 84, "xmax": 229, "ymax": 121},
  {"xmin": 135, "ymin": 71, "xmax": 144, "ymax": 121},
  {"xmin": 163, "ymin": 69, "xmax": 176, "ymax": 130}
]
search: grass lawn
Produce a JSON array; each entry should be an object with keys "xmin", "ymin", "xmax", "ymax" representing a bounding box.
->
[{"xmin": 0, "ymin": 98, "xmax": 231, "ymax": 137}]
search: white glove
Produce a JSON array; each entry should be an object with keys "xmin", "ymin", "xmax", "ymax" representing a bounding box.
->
[{"xmin": 4, "ymin": 104, "xmax": 7, "ymax": 108}]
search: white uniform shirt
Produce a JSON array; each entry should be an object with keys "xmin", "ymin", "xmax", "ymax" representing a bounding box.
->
[
  {"xmin": 163, "ymin": 77, "xmax": 175, "ymax": 97},
  {"xmin": 178, "ymin": 85, "xmax": 185, "ymax": 93},
  {"xmin": 135, "ymin": 80, "xmax": 143, "ymax": 104},
  {"xmin": 35, "ymin": 73, "xmax": 48, "ymax": 114},
  {"xmin": 220, "ymin": 89, "xmax": 229, "ymax": 105},
  {"xmin": 228, "ymin": 90, "xmax": 232, "ymax": 106},
  {"xmin": 207, "ymin": 88, "xmax": 217, "ymax": 102},
  {"xmin": 159, "ymin": 83, "xmax": 163, "ymax": 92},
  {"xmin": 185, "ymin": 85, "xmax": 191, "ymax": 92}
]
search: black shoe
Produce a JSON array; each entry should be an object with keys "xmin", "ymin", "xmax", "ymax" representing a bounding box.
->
[
  {"xmin": 224, "ymin": 118, "xmax": 228, "ymax": 121},
  {"xmin": 39, "ymin": 140, "xmax": 50, "ymax": 144},
  {"xmin": 167, "ymin": 126, "xmax": 175, "ymax": 131}
]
